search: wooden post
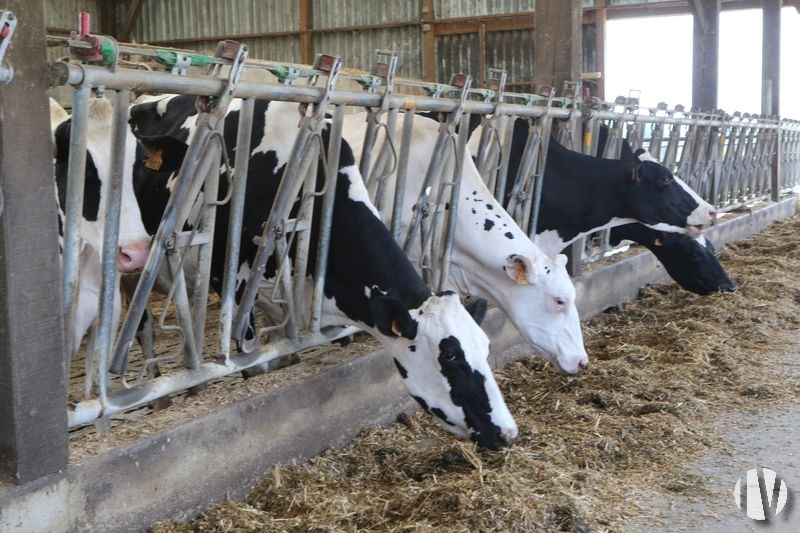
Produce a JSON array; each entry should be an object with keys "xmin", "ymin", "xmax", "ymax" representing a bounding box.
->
[
  {"xmin": 421, "ymin": 0, "xmax": 436, "ymax": 81},
  {"xmin": 0, "ymin": 0, "xmax": 69, "ymax": 484},
  {"xmin": 690, "ymin": 0, "xmax": 720, "ymax": 111},
  {"xmin": 534, "ymin": 0, "xmax": 582, "ymax": 91},
  {"xmin": 299, "ymin": 0, "xmax": 314, "ymax": 66},
  {"xmin": 534, "ymin": 0, "xmax": 583, "ymax": 275},
  {"xmin": 762, "ymin": 0, "xmax": 782, "ymax": 116}
]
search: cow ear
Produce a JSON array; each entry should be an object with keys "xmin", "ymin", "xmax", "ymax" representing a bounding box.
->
[
  {"xmin": 370, "ymin": 295, "xmax": 418, "ymax": 340},
  {"xmin": 555, "ymin": 254, "xmax": 568, "ymax": 268},
  {"xmin": 465, "ymin": 297, "xmax": 488, "ymax": 325},
  {"xmin": 504, "ymin": 254, "xmax": 533, "ymax": 285},
  {"xmin": 138, "ymin": 135, "xmax": 188, "ymax": 174}
]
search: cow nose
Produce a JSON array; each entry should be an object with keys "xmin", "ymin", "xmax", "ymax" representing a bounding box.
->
[
  {"xmin": 117, "ymin": 241, "xmax": 150, "ymax": 272},
  {"xmin": 500, "ymin": 426, "xmax": 519, "ymax": 447},
  {"xmin": 578, "ymin": 359, "xmax": 589, "ymax": 371},
  {"xmin": 707, "ymin": 208, "xmax": 716, "ymax": 222}
]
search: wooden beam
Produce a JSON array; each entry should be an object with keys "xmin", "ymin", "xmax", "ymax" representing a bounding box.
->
[
  {"xmin": 534, "ymin": 0, "xmax": 582, "ymax": 91},
  {"xmin": 298, "ymin": 0, "xmax": 313, "ymax": 65},
  {"xmin": 762, "ymin": 0, "xmax": 782, "ymax": 115},
  {"xmin": 118, "ymin": 0, "xmax": 144, "ymax": 42},
  {"xmin": 691, "ymin": 0, "xmax": 720, "ymax": 111},
  {"xmin": 421, "ymin": 0, "xmax": 436, "ymax": 81},
  {"xmin": 0, "ymin": 0, "xmax": 69, "ymax": 484}
]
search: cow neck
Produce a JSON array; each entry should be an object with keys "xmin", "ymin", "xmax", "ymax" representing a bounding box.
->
[
  {"xmin": 535, "ymin": 140, "xmax": 636, "ymax": 245},
  {"xmin": 322, "ymin": 161, "xmax": 433, "ymax": 329},
  {"xmin": 449, "ymin": 174, "xmax": 542, "ymax": 307}
]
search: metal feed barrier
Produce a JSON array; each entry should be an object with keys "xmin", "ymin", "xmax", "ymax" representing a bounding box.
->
[{"xmin": 34, "ymin": 13, "xmax": 800, "ymax": 433}]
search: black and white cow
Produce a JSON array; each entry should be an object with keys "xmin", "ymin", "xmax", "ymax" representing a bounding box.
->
[
  {"xmin": 51, "ymin": 97, "xmax": 151, "ymax": 357},
  {"xmin": 343, "ymin": 112, "xmax": 589, "ymax": 375},
  {"xmin": 128, "ymin": 95, "xmax": 518, "ymax": 450},
  {"xmin": 467, "ymin": 117, "xmax": 717, "ymax": 256}
]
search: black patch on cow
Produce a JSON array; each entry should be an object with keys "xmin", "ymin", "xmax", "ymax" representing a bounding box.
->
[
  {"xmin": 393, "ymin": 357, "xmax": 408, "ymax": 379},
  {"xmin": 412, "ymin": 395, "xmax": 429, "ymax": 411},
  {"xmin": 483, "ymin": 219, "xmax": 495, "ymax": 231},
  {"xmin": 438, "ymin": 335, "xmax": 504, "ymax": 450},
  {"xmin": 54, "ymin": 120, "xmax": 102, "ymax": 223},
  {"xmin": 486, "ymin": 204, "xmax": 493, "ymax": 210},
  {"xmin": 504, "ymin": 231, "xmax": 514, "ymax": 239},
  {"xmin": 471, "ymin": 208, "xmax": 476, "ymax": 214},
  {"xmin": 408, "ymin": 345, "xmax": 416, "ymax": 352},
  {"xmin": 430, "ymin": 407, "xmax": 455, "ymax": 426},
  {"xmin": 472, "ymin": 190, "xmax": 477, "ymax": 195}
]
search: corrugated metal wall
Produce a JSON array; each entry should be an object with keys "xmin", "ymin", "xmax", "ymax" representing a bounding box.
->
[
  {"xmin": 44, "ymin": 0, "xmax": 613, "ymax": 91},
  {"xmin": 45, "ymin": 0, "xmax": 100, "ymax": 30},
  {"xmin": 434, "ymin": 0, "xmax": 534, "ymax": 19}
]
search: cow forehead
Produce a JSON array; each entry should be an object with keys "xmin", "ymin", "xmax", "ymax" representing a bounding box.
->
[{"xmin": 417, "ymin": 294, "xmax": 489, "ymax": 347}]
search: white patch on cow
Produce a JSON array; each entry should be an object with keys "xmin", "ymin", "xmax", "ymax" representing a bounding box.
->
[
  {"xmin": 534, "ymin": 217, "xmax": 639, "ymax": 256},
  {"xmin": 636, "ymin": 150, "xmax": 660, "ymax": 164},
  {"xmin": 342, "ymin": 164, "xmax": 381, "ymax": 217},
  {"xmin": 251, "ymin": 101, "xmax": 300, "ymax": 169},
  {"xmin": 674, "ymin": 175, "xmax": 715, "ymax": 229}
]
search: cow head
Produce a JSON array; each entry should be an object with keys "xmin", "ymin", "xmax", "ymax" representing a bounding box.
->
[
  {"xmin": 610, "ymin": 224, "xmax": 737, "ymax": 295},
  {"xmin": 371, "ymin": 291, "xmax": 518, "ymax": 450},
  {"xmin": 500, "ymin": 252, "xmax": 588, "ymax": 374},
  {"xmin": 623, "ymin": 149, "xmax": 716, "ymax": 238},
  {"xmin": 52, "ymin": 97, "xmax": 151, "ymax": 273}
]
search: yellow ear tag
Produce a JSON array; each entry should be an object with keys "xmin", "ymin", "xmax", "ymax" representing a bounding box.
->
[
  {"xmin": 390, "ymin": 320, "xmax": 403, "ymax": 337},
  {"xmin": 516, "ymin": 272, "xmax": 529, "ymax": 285},
  {"xmin": 144, "ymin": 147, "xmax": 164, "ymax": 171}
]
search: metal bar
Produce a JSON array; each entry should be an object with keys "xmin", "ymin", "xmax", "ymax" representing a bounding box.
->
[
  {"xmin": 390, "ymin": 108, "xmax": 415, "ymax": 241},
  {"xmin": 93, "ymin": 89, "xmax": 130, "ymax": 407},
  {"xmin": 61, "ymin": 84, "xmax": 91, "ymax": 361},
  {"xmin": 310, "ymin": 105, "xmax": 344, "ymax": 333},
  {"xmin": 437, "ymin": 111, "xmax": 471, "ymax": 292},
  {"xmin": 218, "ymin": 98, "xmax": 255, "ymax": 360}
]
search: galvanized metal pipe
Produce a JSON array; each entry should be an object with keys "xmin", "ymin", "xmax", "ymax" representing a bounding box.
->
[
  {"xmin": 94, "ymin": 89, "xmax": 130, "ymax": 405},
  {"xmin": 61, "ymin": 84, "xmax": 91, "ymax": 362},
  {"xmin": 218, "ymin": 98, "xmax": 255, "ymax": 360},
  {"xmin": 390, "ymin": 109, "xmax": 415, "ymax": 241},
  {"xmin": 310, "ymin": 105, "xmax": 344, "ymax": 334}
]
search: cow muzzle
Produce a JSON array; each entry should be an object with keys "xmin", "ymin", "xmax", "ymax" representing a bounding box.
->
[{"xmin": 117, "ymin": 241, "xmax": 150, "ymax": 272}]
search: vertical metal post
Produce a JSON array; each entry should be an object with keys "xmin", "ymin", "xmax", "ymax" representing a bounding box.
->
[
  {"xmin": 310, "ymin": 104, "xmax": 344, "ymax": 333},
  {"xmin": 94, "ymin": 89, "xmax": 131, "ymax": 404},
  {"xmin": 61, "ymin": 84, "xmax": 91, "ymax": 360},
  {"xmin": 218, "ymin": 98, "xmax": 255, "ymax": 359}
]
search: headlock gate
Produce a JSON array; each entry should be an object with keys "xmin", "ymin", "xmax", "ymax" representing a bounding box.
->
[{"xmin": 1, "ymin": 9, "xmax": 799, "ymax": 484}]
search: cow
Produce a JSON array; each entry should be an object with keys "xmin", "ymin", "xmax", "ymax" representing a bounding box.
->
[
  {"xmin": 128, "ymin": 94, "xmax": 518, "ymax": 450},
  {"xmin": 342, "ymin": 112, "xmax": 589, "ymax": 375},
  {"xmin": 51, "ymin": 97, "xmax": 151, "ymax": 358},
  {"xmin": 467, "ymin": 117, "xmax": 717, "ymax": 257}
]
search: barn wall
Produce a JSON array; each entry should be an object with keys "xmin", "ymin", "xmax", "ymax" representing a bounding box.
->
[{"xmin": 44, "ymin": 0, "xmax": 100, "ymax": 30}]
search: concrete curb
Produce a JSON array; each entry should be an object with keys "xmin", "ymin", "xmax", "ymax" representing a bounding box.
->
[{"xmin": 1, "ymin": 198, "xmax": 795, "ymax": 533}]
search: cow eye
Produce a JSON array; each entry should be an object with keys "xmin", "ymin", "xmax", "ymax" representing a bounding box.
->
[{"xmin": 554, "ymin": 297, "xmax": 567, "ymax": 310}]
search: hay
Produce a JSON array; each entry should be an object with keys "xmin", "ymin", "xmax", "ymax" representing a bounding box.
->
[{"xmin": 150, "ymin": 216, "xmax": 800, "ymax": 533}]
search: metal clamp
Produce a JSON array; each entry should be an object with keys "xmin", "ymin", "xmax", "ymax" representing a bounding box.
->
[
  {"xmin": 0, "ymin": 11, "xmax": 17, "ymax": 85},
  {"xmin": 69, "ymin": 11, "xmax": 119, "ymax": 71},
  {"xmin": 302, "ymin": 53, "xmax": 342, "ymax": 123}
]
